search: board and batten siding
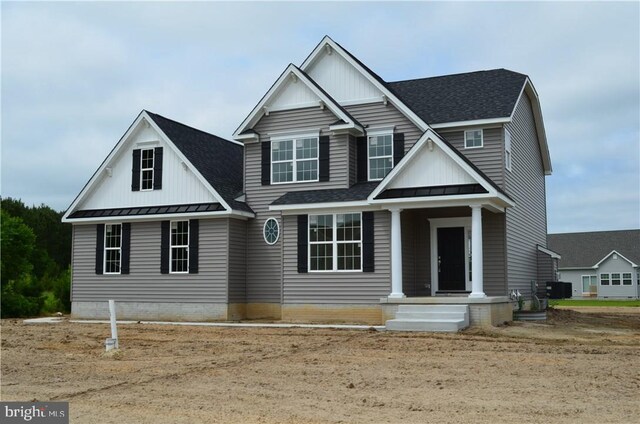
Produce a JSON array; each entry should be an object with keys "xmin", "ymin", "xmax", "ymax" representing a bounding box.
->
[
  {"xmin": 344, "ymin": 102, "xmax": 423, "ymax": 153},
  {"xmin": 438, "ymin": 127, "xmax": 505, "ymax": 189},
  {"xmin": 281, "ymin": 211, "xmax": 391, "ymax": 303},
  {"xmin": 228, "ymin": 218, "xmax": 247, "ymax": 303},
  {"xmin": 504, "ymin": 93, "xmax": 548, "ymax": 298},
  {"xmin": 72, "ymin": 219, "xmax": 229, "ymax": 303},
  {"xmin": 245, "ymin": 107, "xmax": 350, "ymax": 303}
]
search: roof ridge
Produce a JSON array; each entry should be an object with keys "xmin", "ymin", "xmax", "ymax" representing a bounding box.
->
[
  {"xmin": 549, "ymin": 229, "xmax": 640, "ymax": 236},
  {"xmin": 388, "ymin": 68, "xmax": 527, "ymax": 85}
]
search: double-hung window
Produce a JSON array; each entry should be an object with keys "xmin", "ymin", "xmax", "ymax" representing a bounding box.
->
[
  {"xmin": 465, "ymin": 129, "xmax": 483, "ymax": 149},
  {"xmin": 141, "ymin": 148, "xmax": 154, "ymax": 190},
  {"xmin": 271, "ymin": 134, "xmax": 318, "ymax": 183},
  {"xmin": 368, "ymin": 132, "xmax": 393, "ymax": 181},
  {"xmin": 309, "ymin": 213, "xmax": 362, "ymax": 272},
  {"xmin": 600, "ymin": 273, "xmax": 610, "ymax": 285},
  {"xmin": 622, "ymin": 273, "xmax": 632, "ymax": 285},
  {"xmin": 104, "ymin": 224, "xmax": 122, "ymax": 274},
  {"xmin": 170, "ymin": 221, "xmax": 189, "ymax": 273},
  {"xmin": 611, "ymin": 273, "xmax": 621, "ymax": 285}
]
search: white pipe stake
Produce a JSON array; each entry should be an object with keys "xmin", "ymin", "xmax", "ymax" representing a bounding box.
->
[{"xmin": 108, "ymin": 300, "xmax": 119, "ymax": 349}]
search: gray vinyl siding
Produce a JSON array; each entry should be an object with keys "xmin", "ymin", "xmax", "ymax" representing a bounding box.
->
[
  {"xmin": 281, "ymin": 211, "xmax": 391, "ymax": 304},
  {"xmin": 71, "ymin": 219, "xmax": 229, "ymax": 303},
  {"xmin": 246, "ymin": 107, "xmax": 350, "ymax": 303},
  {"xmin": 438, "ymin": 127, "xmax": 505, "ymax": 189},
  {"xmin": 344, "ymin": 102, "xmax": 424, "ymax": 153},
  {"xmin": 504, "ymin": 93, "xmax": 548, "ymax": 298},
  {"xmin": 228, "ymin": 218, "xmax": 247, "ymax": 303},
  {"xmin": 595, "ymin": 256, "xmax": 638, "ymax": 298},
  {"xmin": 482, "ymin": 210, "xmax": 507, "ymax": 296}
]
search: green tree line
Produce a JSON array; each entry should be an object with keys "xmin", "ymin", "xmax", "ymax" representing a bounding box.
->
[{"xmin": 1, "ymin": 197, "xmax": 72, "ymax": 317}]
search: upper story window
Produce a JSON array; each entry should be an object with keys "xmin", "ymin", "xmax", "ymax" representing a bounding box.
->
[
  {"xmin": 141, "ymin": 148, "xmax": 154, "ymax": 190},
  {"xmin": 368, "ymin": 132, "xmax": 393, "ymax": 181},
  {"xmin": 465, "ymin": 129, "xmax": 483, "ymax": 149},
  {"xmin": 309, "ymin": 213, "xmax": 362, "ymax": 272},
  {"xmin": 271, "ymin": 135, "xmax": 318, "ymax": 184},
  {"xmin": 170, "ymin": 221, "xmax": 189, "ymax": 273},
  {"xmin": 504, "ymin": 128, "xmax": 512, "ymax": 171},
  {"xmin": 104, "ymin": 224, "xmax": 122, "ymax": 274}
]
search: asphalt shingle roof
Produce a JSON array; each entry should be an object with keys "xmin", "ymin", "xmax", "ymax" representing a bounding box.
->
[
  {"xmin": 547, "ymin": 230, "xmax": 640, "ymax": 268},
  {"xmin": 388, "ymin": 69, "xmax": 528, "ymax": 125},
  {"xmin": 146, "ymin": 111, "xmax": 253, "ymax": 214},
  {"xmin": 271, "ymin": 182, "xmax": 379, "ymax": 206}
]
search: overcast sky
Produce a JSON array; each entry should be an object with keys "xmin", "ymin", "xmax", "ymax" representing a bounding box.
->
[{"xmin": 2, "ymin": 1, "xmax": 639, "ymax": 233}]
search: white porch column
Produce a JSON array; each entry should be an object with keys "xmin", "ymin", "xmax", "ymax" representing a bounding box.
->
[
  {"xmin": 469, "ymin": 205, "xmax": 486, "ymax": 298},
  {"xmin": 389, "ymin": 208, "xmax": 405, "ymax": 298}
]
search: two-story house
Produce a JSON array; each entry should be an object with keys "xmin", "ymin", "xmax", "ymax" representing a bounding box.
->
[{"xmin": 63, "ymin": 36, "xmax": 555, "ymax": 329}]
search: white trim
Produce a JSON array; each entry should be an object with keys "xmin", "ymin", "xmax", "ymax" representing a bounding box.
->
[
  {"xmin": 537, "ymin": 245, "xmax": 561, "ymax": 260},
  {"xmin": 367, "ymin": 125, "xmax": 395, "ymax": 136},
  {"xmin": 269, "ymin": 129, "xmax": 320, "ymax": 140},
  {"xmin": 367, "ymin": 131, "xmax": 394, "ymax": 182},
  {"xmin": 339, "ymin": 97, "xmax": 384, "ymax": 107},
  {"xmin": 103, "ymin": 223, "xmax": 122, "ymax": 275},
  {"xmin": 62, "ymin": 111, "xmax": 234, "ymax": 220},
  {"xmin": 270, "ymin": 134, "xmax": 320, "ymax": 185},
  {"xmin": 139, "ymin": 148, "xmax": 155, "ymax": 191},
  {"xmin": 169, "ymin": 220, "xmax": 189, "ymax": 274},
  {"xmin": 581, "ymin": 274, "xmax": 597, "ymax": 294},
  {"xmin": 430, "ymin": 117, "xmax": 511, "ymax": 129},
  {"xmin": 599, "ymin": 272, "xmax": 610, "ymax": 286},
  {"xmin": 308, "ymin": 212, "xmax": 363, "ymax": 273},
  {"xmin": 233, "ymin": 64, "xmax": 363, "ymax": 139},
  {"xmin": 428, "ymin": 217, "xmax": 472, "ymax": 296},
  {"xmin": 593, "ymin": 250, "xmax": 638, "ymax": 268},
  {"xmin": 300, "ymin": 36, "xmax": 429, "ymax": 133},
  {"xmin": 270, "ymin": 200, "xmax": 372, "ymax": 213},
  {"xmin": 464, "ymin": 129, "xmax": 484, "ymax": 149},
  {"xmin": 263, "ymin": 217, "xmax": 280, "ymax": 245},
  {"xmin": 504, "ymin": 127, "xmax": 512, "ymax": 172}
]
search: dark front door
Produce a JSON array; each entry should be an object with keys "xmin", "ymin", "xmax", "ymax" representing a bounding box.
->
[{"xmin": 437, "ymin": 227, "xmax": 466, "ymax": 292}]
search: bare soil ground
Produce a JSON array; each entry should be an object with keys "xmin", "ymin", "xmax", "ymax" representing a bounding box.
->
[{"xmin": 2, "ymin": 308, "xmax": 639, "ymax": 424}]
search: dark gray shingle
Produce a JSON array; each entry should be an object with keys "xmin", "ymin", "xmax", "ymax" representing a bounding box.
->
[
  {"xmin": 271, "ymin": 182, "xmax": 379, "ymax": 206},
  {"xmin": 547, "ymin": 230, "xmax": 640, "ymax": 268}
]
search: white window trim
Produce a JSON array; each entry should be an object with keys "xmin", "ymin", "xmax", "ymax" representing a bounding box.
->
[
  {"xmin": 504, "ymin": 128, "xmax": 512, "ymax": 172},
  {"xmin": 170, "ymin": 220, "xmax": 189, "ymax": 274},
  {"xmin": 104, "ymin": 223, "xmax": 122, "ymax": 275},
  {"xmin": 581, "ymin": 274, "xmax": 597, "ymax": 294},
  {"xmin": 308, "ymin": 212, "xmax": 363, "ymax": 273},
  {"xmin": 599, "ymin": 273, "xmax": 610, "ymax": 286},
  {"xmin": 140, "ymin": 148, "xmax": 154, "ymax": 191},
  {"xmin": 610, "ymin": 272, "xmax": 622, "ymax": 286},
  {"xmin": 271, "ymin": 132, "xmax": 320, "ymax": 185},
  {"xmin": 464, "ymin": 129, "xmax": 484, "ymax": 149},
  {"xmin": 263, "ymin": 217, "xmax": 280, "ymax": 245},
  {"xmin": 367, "ymin": 131, "xmax": 394, "ymax": 182},
  {"xmin": 622, "ymin": 272, "xmax": 632, "ymax": 286}
]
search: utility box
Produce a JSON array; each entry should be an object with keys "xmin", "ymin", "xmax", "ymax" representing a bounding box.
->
[{"xmin": 546, "ymin": 281, "xmax": 572, "ymax": 299}]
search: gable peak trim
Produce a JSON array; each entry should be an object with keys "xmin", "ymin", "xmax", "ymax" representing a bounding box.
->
[{"xmin": 592, "ymin": 250, "xmax": 638, "ymax": 268}]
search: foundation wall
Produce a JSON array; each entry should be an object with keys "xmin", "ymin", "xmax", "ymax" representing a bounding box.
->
[
  {"xmin": 282, "ymin": 304, "xmax": 383, "ymax": 325},
  {"xmin": 72, "ymin": 301, "xmax": 228, "ymax": 321}
]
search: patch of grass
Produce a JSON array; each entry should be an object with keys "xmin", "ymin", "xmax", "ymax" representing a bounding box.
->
[{"xmin": 549, "ymin": 299, "xmax": 640, "ymax": 307}]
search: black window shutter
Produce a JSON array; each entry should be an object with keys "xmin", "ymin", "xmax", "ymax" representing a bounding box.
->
[
  {"xmin": 95, "ymin": 224, "xmax": 105, "ymax": 274},
  {"xmin": 121, "ymin": 223, "xmax": 131, "ymax": 274},
  {"xmin": 153, "ymin": 147, "xmax": 163, "ymax": 190},
  {"xmin": 131, "ymin": 149, "xmax": 141, "ymax": 191},
  {"xmin": 189, "ymin": 219, "xmax": 199, "ymax": 274},
  {"xmin": 297, "ymin": 215, "xmax": 308, "ymax": 273},
  {"xmin": 261, "ymin": 142, "xmax": 271, "ymax": 185},
  {"xmin": 319, "ymin": 135, "xmax": 330, "ymax": 182},
  {"xmin": 362, "ymin": 212, "xmax": 375, "ymax": 272},
  {"xmin": 160, "ymin": 221, "xmax": 170, "ymax": 274},
  {"xmin": 356, "ymin": 136, "xmax": 368, "ymax": 182},
  {"xmin": 393, "ymin": 133, "xmax": 405, "ymax": 166}
]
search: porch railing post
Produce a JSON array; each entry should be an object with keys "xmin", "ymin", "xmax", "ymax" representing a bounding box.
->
[{"xmin": 469, "ymin": 205, "xmax": 486, "ymax": 298}]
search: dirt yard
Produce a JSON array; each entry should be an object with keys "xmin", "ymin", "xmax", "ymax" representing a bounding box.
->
[{"xmin": 2, "ymin": 308, "xmax": 639, "ymax": 424}]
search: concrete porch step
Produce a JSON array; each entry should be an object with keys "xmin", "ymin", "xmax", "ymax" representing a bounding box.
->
[
  {"xmin": 385, "ymin": 318, "xmax": 467, "ymax": 332},
  {"xmin": 385, "ymin": 304, "xmax": 470, "ymax": 332}
]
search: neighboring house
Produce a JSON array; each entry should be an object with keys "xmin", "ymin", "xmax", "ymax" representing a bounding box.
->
[
  {"xmin": 548, "ymin": 230, "xmax": 640, "ymax": 299},
  {"xmin": 63, "ymin": 36, "xmax": 555, "ymax": 327}
]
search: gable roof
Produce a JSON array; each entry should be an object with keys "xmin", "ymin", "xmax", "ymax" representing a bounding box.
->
[
  {"xmin": 547, "ymin": 230, "xmax": 640, "ymax": 269},
  {"xmin": 145, "ymin": 112, "xmax": 252, "ymax": 213},
  {"xmin": 388, "ymin": 69, "xmax": 528, "ymax": 125}
]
